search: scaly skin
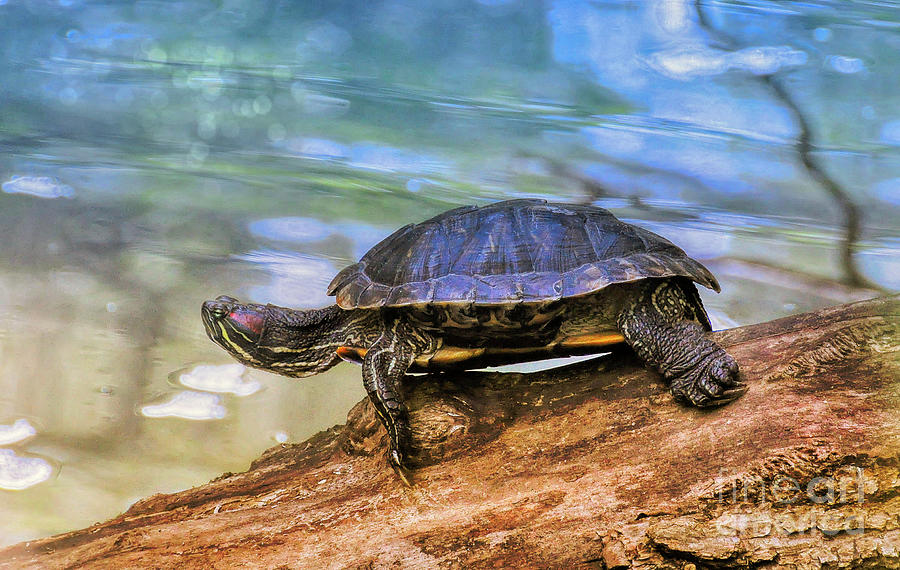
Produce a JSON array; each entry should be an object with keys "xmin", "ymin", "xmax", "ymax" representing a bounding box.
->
[
  {"xmin": 362, "ymin": 330, "xmax": 415, "ymax": 484},
  {"xmin": 617, "ymin": 279, "xmax": 743, "ymax": 406},
  {"xmin": 361, "ymin": 314, "xmax": 438, "ymax": 484}
]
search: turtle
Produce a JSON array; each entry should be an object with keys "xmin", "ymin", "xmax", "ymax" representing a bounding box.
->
[{"xmin": 202, "ymin": 199, "xmax": 743, "ymax": 483}]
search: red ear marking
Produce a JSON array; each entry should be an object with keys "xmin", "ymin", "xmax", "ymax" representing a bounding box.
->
[{"xmin": 228, "ymin": 310, "xmax": 265, "ymax": 335}]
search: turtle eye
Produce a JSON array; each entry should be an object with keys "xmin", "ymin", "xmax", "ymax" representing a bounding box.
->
[{"xmin": 203, "ymin": 299, "xmax": 231, "ymax": 320}]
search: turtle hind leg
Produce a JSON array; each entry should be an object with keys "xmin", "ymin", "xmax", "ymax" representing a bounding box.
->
[{"xmin": 617, "ymin": 279, "xmax": 744, "ymax": 407}]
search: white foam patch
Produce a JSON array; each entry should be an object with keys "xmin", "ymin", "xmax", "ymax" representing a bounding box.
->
[
  {"xmin": 141, "ymin": 391, "xmax": 226, "ymax": 420},
  {"xmin": 2, "ymin": 175, "xmax": 75, "ymax": 199},
  {"xmin": 0, "ymin": 419, "xmax": 37, "ymax": 446},
  {"xmin": 826, "ymin": 55, "xmax": 865, "ymax": 74},
  {"xmin": 179, "ymin": 364, "xmax": 260, "ymax": 396},
  {"xmin": 648, "ymin": 45, "xmax": 807, "ymax": 79},
  {"xmin": 0, "ymin": 449, "xmax": 53, "ymax": 490}
]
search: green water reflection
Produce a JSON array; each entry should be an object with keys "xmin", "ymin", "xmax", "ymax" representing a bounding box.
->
[{"xmin": 0, "ymin": 0, "xmax": 897, "ymax": 545}]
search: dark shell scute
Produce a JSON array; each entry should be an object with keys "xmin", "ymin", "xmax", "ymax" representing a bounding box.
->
[{"xmin": 327, "ymin": 199, "xmax": 720, "ymax": 308}]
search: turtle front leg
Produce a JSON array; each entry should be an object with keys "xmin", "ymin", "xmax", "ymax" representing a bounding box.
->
[
  {"xmin": 617, "ymin": 280, "xmax": 744, "ymax": 407},
  {"xmin": 362, "ymin": 321, "xmax": 431, "ymax": 485}
]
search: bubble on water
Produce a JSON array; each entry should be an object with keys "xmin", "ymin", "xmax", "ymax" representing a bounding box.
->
[
  {"xmin": 140, "ymin": 391, "xmax": 226, "ymax": 420},
  {"xmin": 274, "ymin": 431, "xmax": 289, "ymax": 443},
  {"xmin": 0, "ymin": 419, "xmax": 37, "ymax": 446},
  {"xmin": 813, "ymin": 27, "xmax": 832, "ymax": 42},
  {"xmin": 0, "ymin": 449, "xmax": 53, "ymax": 490},
  {"xmin": 2, "ymin": 175, "xmax": 75, "ymax": 199},
  {"xmin": 65, "ymin": 29, "xmax": 81, "ymax": 42},
  {"xmin": 106, "ymin": 302, "xmax": 117, "ymax": 313},
  {"xmin": 179, "ymin": 364, "xmax": 261, "ymax": 397},
  {"xmin": 827, "ymin": 55, "xmax": 865, "ymax": 74},
  {"xmin": 406, "ymin": 178, "xmax": 424, "ymax": 193}
]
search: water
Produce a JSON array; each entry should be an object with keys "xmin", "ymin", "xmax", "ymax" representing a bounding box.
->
[{"xmin": 0, "ymin": 0, "xmax": 897, "ymax": 545}]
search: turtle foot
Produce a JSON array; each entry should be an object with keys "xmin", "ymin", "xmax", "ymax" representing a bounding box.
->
[
  {"xmin": 669, "ymin": 352, "xmax": 745, "ymax": 408},
  {"xmin": 389, "ymin": 447, "xmax": 415, "ymax": 486}
]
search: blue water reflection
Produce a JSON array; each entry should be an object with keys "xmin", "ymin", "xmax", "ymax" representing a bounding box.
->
[{"xmin": 0, "ymin": 0, "xmax": 896, "ymax": 546}]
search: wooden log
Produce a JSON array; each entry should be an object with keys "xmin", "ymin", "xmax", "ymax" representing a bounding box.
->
[{"xmin": 1, "ymin": 296, "xmax": 897, "ymax": 569}]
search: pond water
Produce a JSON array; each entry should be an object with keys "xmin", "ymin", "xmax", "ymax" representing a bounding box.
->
[{"xmin": 0, "ymin": 0, "xmax": 897, "ymax": 546}]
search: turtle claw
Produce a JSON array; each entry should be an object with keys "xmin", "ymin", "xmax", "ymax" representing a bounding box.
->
[
  {"xmin": 710, "ymin": 353, "xmax": 741, "ymax": 387},
  {"xmin": 389, "ymin": 448, "xmax": 414, "ymax": 487},
  {"xmin": 670, "ymin": 353, "xmax": 745, "ymax": 408},
  {"xmin": 718, "ymin": 383, "xmax": 749, "ymax": 402}
]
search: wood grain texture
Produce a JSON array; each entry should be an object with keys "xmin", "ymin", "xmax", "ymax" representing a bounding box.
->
[{"xmin": 1, "ymin": 295, "xmax": 897, "ymax": 569}]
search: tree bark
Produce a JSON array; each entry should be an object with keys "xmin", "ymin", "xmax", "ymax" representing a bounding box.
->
[{"xmin": 2, "ymin": 296, "xmax": 898, "ymax": 569}]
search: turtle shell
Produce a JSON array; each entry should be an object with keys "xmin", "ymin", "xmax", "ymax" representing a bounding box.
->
[{"xmin": 327, "ymin": 199, "xmax": 719, "ymax": 309}]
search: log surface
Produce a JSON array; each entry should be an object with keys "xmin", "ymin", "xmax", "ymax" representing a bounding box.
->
[{"xmin": 1, "ymin": 296, "xmax": 898, "ymax": 569}]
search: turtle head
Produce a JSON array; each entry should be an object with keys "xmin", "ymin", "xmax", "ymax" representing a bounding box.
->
[{"xmin": 201, "ymin": 295, "xmax": 343, "ymax": 378}]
